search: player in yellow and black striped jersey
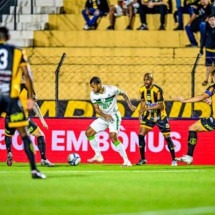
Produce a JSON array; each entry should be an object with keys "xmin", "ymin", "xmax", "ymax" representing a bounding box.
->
[
  {"xmin": 0, "ymin": 26, "xmax": 45, "ymax": 179},
  {"xmin": 136, "ymin": 73, "xmax": 177, "ymax": 166},
  {"xmin": 4, "ymin": 83, "xmax": 54, "ymax": 167},
  {"xmin": 175, "ymin": 70, "xmax": 215, "ymax": 165}
]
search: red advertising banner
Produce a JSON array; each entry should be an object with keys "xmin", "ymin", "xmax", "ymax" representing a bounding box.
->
[{"xmin": 0, "ymin": 118, "xmax": 214, "ymax": 165}]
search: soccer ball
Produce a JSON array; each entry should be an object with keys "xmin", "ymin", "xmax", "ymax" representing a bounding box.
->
[{"xmin": 68, "ymin": 153, "xmax": 81, "ymax": 166}]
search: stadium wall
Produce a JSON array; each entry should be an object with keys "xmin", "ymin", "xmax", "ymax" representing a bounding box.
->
[{"xmin": 0, "ymin": 118, "xmax": 214, "ymax": 165}]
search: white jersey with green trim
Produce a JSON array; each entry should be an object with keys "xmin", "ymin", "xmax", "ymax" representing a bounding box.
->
[{"xmin": 90, "ymin": 85, "xmax": 122, "ymax": 115}]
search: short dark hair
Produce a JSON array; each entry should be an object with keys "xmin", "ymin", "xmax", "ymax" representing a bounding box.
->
[
  {"xmin": 208, "ymin": 14, "xmax": 215, "ymax": 19},
  {"xmin": 0, "ymin": 26, "xmax": 10, "ymax": 41},
  {"xmin": 90, "ymin": 76, "xmax": 101, "ymax": 84},
  {"xmin": 144, "ymin": 73, "xmax": 153, "ymax": 80}
]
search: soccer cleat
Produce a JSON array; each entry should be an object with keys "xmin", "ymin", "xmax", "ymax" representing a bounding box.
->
[
  {"xmin": 202, "ymin": 80, "xmax": 208, "ymax": 86},
  {"xmin": 136, "ymin": 159, "xmax": 147, "ymax": 165},
  {"xmin": 87, "ymin": 154, "xmax": 104, "ymax": 163},
  {"xmin": 125, "ymin": 25, "xmax": 132, "ymax": 30},
  {"xmin": 83, "ymin": 24, "xmax": 90, "ymax": 30},
  {"xmin": 171, "ymin": 160, "xmax": 178, "ymax": 166},
  {"xmin": 137, "ymin": 24, "xmax": 148, "ymax": 30},
  {"xmin": 41, "ymin": 159, "xmax": 55, "ymax": 167},
  {"xmin": 6, "ymin": 152, "xmax": 13, "ymax": 166},
  {"xmin": 106, "ymin": 25, "xmax": 114, "ymax": 30},
  {"xmin": 32, "ymin": 170, "xmax": 46, "ymax": 179},
  {"xmin": 92, "ymin": 22, "xmax": 98, "ymax": 30},
  {"xmin": 122, "ymin": 160, "xmax": 132, "ymax": 167},
  {"xmin": 175, "ymin": 155, "xmax": 193, "ymax": 165},
  {"xmin": 158, "ymin": 25, "xmax": 165, "ymax": 30},
  {"xmin": 173, "ymin": 25, "xmax": 184, "ymax": 30},
  {"xmin": 185, "ymin": 44, "xmax": 198, "ymax": 48}
]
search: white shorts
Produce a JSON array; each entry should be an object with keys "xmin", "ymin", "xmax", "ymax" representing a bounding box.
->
[
  {"xmin": 114, "ymin": 1, "xmax": 140, "ymax": 16},
  {"xmin": 114, "ymin": 5, "xmax": 124, "ymax": 17},
  {"xmin": 123, "ymin": 0, "xmax": 140, "ymax": 9},
  {"xmin": 90, "ymin": 112, "xmax": 122, "ymax": 133}
]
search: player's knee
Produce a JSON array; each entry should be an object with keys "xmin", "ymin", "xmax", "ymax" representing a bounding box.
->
[
  {"xmin": 165, "ymin": 136, "xmax": 174, "ymax": 149},
  {"xmin": 110, "ymin": 5, "xmax": 116, "ymax": 13},
  {"xmin": 85, "ymin": 130, "xmax": 90, "ymax": 137},
  {"xmin": 34, "ymin": 129, "xmax": 44, "ymax": 137},
  {"xmin": 188, "ymin": 124, "xmax": 198, "ymax": 131},
  {"xmin": 109, "ymin": 133, "xmax": 117, "ymax": 143},
  {"xmin": 85, "ymin": 128, "xmax": 95, "ymax": 137}
]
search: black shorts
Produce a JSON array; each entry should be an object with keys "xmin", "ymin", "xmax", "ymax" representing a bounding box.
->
[
  {"xmin": 205, "ymin": 50, "xmax": 215, "ymax": 66},
  {"xmin": 5, "ymin": 117, "xmax": 38, "ymax": 136},
  {"xmin": 0, "ymin": 96, "xmax": 28, "ymax": 128},
  {"xmin": 200, "ymin": 117, "xmax": 215, "ymax": 131},
  {"xmin": 140, "ymin": 116, "xmax": 171, "ymax": 134}
]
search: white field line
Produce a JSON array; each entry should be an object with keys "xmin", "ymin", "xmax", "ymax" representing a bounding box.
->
[
  {"xmin": 0, "ymin": 169, "xmax": 207, "ymax": 174},
  {"xmin": 104, "ymin": 206, "xmax": 215, "ymax": 215}
]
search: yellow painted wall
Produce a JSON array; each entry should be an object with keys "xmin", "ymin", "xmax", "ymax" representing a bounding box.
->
[
  {"xmin": 29, "ymin": 0, "xmax": 205, "ymax": 102},
  {"xmin": 34, "ymin": 30, "xmax": 193, "ymax": 47}
]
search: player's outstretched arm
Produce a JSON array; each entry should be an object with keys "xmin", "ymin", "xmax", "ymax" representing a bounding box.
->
[
  {"xmin": 121, "ymin": 91, "xmax": 136, "ymax": 111},
  {"xmin": 138, "ymin": 100, "xmax": 146, "ymax": 122},
  {"xmin": 203, "ymin": 97, "xmax": 212, "ymax": 105},
  {"xmin": 33, "ymin": 102, "xmax": 48, "ymax": 129},
  {"xmin": 93, "ymin": 103, "xmax": 113, "ymax": 121},
  {"xmin": 21, "ymin": 65, "xmax": 34, "ymax": 110},
  {"xmin": 175, "ymin": 93, "xmax": 210, "ymax": 103}
]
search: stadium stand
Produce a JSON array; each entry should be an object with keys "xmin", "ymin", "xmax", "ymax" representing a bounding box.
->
[
  {"xmin": 0, "ymin": 0, "xmax": 64, "ymax": 46},
  {"xmin": 1, "ymin": 0, "xmax": 206, "ymax": 101}
]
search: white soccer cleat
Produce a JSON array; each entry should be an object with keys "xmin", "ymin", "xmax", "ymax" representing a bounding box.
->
[
  {"xmin": 32, "ymin": 170, "xmax": 46, "ymax": 179},
  {"xmin": 6, "ymin": 152, "xmax": 13, "ymax": 166},
  {"xmin": 122, "ymin": 160, "xmax": 132, "ymax": 167},
  {"xmin": 83, "ymin": 24, "xmax": 90, "ymax": 30},
  {"xmin": 87, "ymin": 154, "xmax": 104, "ymax": 163},
  {"xmin": 41, "ymin": 159, "xmax": 55, "ymax": 167},
  {"xmin": 175, "ymin": 155, "xmax": 193, "ymax": 165},
  {"xmin": 171, "ymin": 160, "xmax": 178, "ymax": 166}
]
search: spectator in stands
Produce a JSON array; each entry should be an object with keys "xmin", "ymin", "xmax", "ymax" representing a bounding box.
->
[
  {"xmin": 136, "ymin": 0, "xmax": 168, "ymax": 30},
  {"xmin": 185, "ymin": 0, "xmax": 212, "ymax": 47},
  {"xmin": 200, "ymin": 14, "xmax": 215, "ymax": 86},
  {"xmin": 106, "ymin": 0, "xmax": 140, "ymax": 30},
  {"xmin": 82, "ymin": 0, "xmax": 109, "ymax": 30},
  {"xmin": 173, "ymin": 0, "xmax": 196, "ymax": 30}
]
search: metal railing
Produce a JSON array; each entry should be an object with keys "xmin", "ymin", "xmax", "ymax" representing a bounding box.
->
[{"xmin": 28, "ymin": 55, "xmax": 210, "ymax": 119}]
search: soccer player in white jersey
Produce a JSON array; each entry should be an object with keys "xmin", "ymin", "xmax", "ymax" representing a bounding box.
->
[{"xmin": 85, "ymin": 76, "xmax": 136, "ymax": 166}]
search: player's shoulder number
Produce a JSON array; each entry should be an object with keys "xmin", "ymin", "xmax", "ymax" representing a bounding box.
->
[{"xmin": 0, "ymin": 48, "xmax": 9, "ymax": 69}]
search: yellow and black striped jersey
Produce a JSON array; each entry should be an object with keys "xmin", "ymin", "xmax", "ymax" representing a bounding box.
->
[
  {"xmin": 205, "ymin": 84, "xmax": 215, "ymax": 118},
  {"xmin": 0, "ymin": 42, "xmax": 28, "ymax": 98},
  {"xmin": 139, "ymin": 84, "xmax": 167, "ymax": 121},
  {"xmin": 92, "ymin": 0, "xmax": 98, "ymax": 8}
]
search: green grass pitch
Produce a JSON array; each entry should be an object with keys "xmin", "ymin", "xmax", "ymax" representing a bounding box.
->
[{"xmin": 1, "ymin": 163, "xmax": 215, "ymax": 215}]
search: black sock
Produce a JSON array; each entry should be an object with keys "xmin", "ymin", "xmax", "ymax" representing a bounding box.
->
[
  {"xmin": 165, "ymin": 137, "xmax": 176, "ymax": 160},
  {"xmin": 5, "ymin": 136, "xmax": 12, "ymax": 153},
  {"xmin": 187, "ymin": 131, "xmax": 197, "ymax": 156},
  {"xmin": 138, "ymin": 135, "xmax": 146, "ymax": 160},
  {"xmin": 37, "ymin": 136, "xmax": 46, "ymax": 160},
  {"xmin": 22, "ymin": 136, "xmax": 37, "ymax": 171}
]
